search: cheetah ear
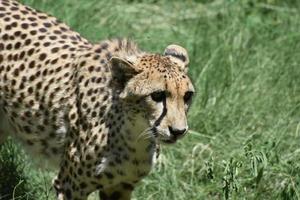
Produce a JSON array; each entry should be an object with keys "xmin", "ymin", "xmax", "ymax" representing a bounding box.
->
[
  {"xmin": 110, "ymin": 56, "xmax": 139, "ymax": 94},
  {"xmin": 164, "ymin": 44, "xmax": 189, "ymax": 73}
]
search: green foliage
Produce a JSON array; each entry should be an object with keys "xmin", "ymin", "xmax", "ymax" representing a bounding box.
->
[
  {"xmin": 222, "ymin": 158, "xmax": 242, "ymax": 199},
  {"xmin": 0, "ymin": 139, "xmax": 36, "ymax": 200},
  {"xmin": 1, "ymin": 0, "xmax": 300, "ymax": 199}
]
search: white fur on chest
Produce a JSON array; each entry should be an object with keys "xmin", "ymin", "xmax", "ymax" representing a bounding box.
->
[{"xmin": 95, "ymin": 116, "xmax": 157, "ymax": 186}]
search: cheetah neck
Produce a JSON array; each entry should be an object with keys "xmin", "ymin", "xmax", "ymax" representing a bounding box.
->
[
  {"xmin": 123, "ymin": 111, "xmax": 156, "ymax": 148},
  {"xmin": 113, "ymin": 102, "xmax": 157, "ymax": 161}
]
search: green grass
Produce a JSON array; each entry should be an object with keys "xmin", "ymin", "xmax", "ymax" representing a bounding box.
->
[{"xmin": 1, "ymin": 0, "xmax": 300, "ymax": 199}]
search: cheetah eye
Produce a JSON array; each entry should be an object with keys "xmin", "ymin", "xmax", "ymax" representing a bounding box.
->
[
  {"xmin": 184, "ymin": 91, "xmax": 194, "ymax": 104},
  {"xmin": 150, "ymin": 91, "xmax": 166, "ymax": 102}
]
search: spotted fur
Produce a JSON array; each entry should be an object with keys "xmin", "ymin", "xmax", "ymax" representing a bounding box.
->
[{"xmin": 0, "ymin": 0, "xmax": 195, "ymax": 199}]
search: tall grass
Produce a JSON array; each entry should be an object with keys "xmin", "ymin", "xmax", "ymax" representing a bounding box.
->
[{"xmin": 1, "ymin": 0, "xmax": 300, "ymax": 199}]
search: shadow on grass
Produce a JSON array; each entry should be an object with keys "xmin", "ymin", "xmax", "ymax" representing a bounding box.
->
[{"xmin": 0, "ymin": 139, "xmax": 37, "ymax": 200}]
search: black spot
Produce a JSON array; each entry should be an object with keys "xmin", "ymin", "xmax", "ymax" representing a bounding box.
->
[
  {"xmin": 28, "ymin": 49, "xmax": 35, "ymax": 56},
  {"xmin": 79, "ymin": 182, "xmax": 87, "ymax": 189},
  {"xmin": 43, "ymin": 22, "xmax": 52, "ymax": 27},
  {"xmin": 27, "ymin": 140, "xmax": 34, "ymax": 145},
  {"xmin": 77, "ymin": 168, "xmax": 83, "ymax": 175},
  {"xmin": 65, "ymin": 189, "xmax": 72, "ymax": 199},
  {"xmin": 61, "ymin": 54, "xmax": 68, "ymax": 59},
  {"xmin": 23, "ymin": 126, "xmax": 31, "ymax": 134},
  {"xmin": 100, "ymin": 191, "xmax": 108, "ymax": 200},
  {"xmin": 21, "ymin": 34, "xmax": 27, "ymax": 39},
  {"xmin": 104, "ymin": 172, "xmax": 114, "ymax": 179},
  {"xmin": 6, "ymin": 43, "xmax": 12, "ymax": 50},
  {"xmin": 122, "ymin": 183, "xmax": 134, "ymax": 190},
  {"xmin": 14, "ymin": 42, "xmax": 21, "ymax": 49},
  {"xmin": 38, "ymin": 35, "xmax": 46, "ymax": 40},
  {"xmin": 39, "ymin": 28, "xmax": 47, "ymax": 33},
  {"xmin": 5, "ymin": 25, "xmax": 11, "ymax": 31},
  {"xmin": 110, "ymin": 191, "xmax": 121, "ymax": 200},
  {"xmin": 24, "ymin": 39, "xmax": 31, "ymax": 46},
  {"xmin": 30, "ymin": 30, "xmax": 37, "ymax": 35},
  {"xmin": 28, "ymin": 17, "xmax": 37, "ymax": 21},
  {"xmin": 51, "ymin": 47, "xmax": 59, "ymax": 53},
  {"xmin": 21, "ymin": 23, "xmax": 29, "ymax": 29},
  {"xmin": 29, "ymin": 60, "xmax": 35, "ymax": 68},
  {"xmin": 39, "ymin": 53, "xmax": 47, "ymax": 61},
  {"xmin": 86, "ymin": 154, "xmax": 92, "ymax": 160},
  {"xmin": 51, "ymin": 148, "xmax": 58, "ymax": 154},
  {"xmin": 49, "ymin": 35, "xmax": 57, "ymax": 40},
  {"xmin": 13, "ymin": 68, "xmax": 19, "ymax": 76},
  {"xmin": 96, "ymin": 184, "xmax": 103, "ymax": 189}
]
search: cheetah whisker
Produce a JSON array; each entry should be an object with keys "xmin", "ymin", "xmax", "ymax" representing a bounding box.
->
[{"xmin": 137, "ymin": 127, "xmax": 154, "ymax": 141}]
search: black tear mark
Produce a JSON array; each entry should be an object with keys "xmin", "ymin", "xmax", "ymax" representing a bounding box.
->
[
  {"xmin": 151, "ymin": 126, "xmax": 158, "ymax": 137},
  {"xmin": 154, "ymin": 98, "xmax": 167, "ymax": 127}
]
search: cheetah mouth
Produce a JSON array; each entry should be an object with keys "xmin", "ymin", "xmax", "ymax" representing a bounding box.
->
[
  {"xmin": 151, "ymin": 127, "xmax": 179, "ymax": 144},
  {"xmin": 161, "ymin": 137, "xmax": 178, "ymax": 144}
]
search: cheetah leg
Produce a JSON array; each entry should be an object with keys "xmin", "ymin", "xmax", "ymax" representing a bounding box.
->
[
  {"xmin": 0, "ymin": 108, "xmax": 9, "ymax": 145},
  {"xmin": 0, "ymin": 129, "xmax": 8, "ymax": 146},
  {"xmin": 99, "ymin": 183, "xmax": 134, "ymax": 200},
  {"xmin": 53, "ymin": 170, "xmax": 89, "ymax": 200},
  {"xmin": 52, "ymin": 146, "xmax": 90, "ymax": 200},
  {"xmin": 0, "ymin": 132, "xmax": 7, "ymax": 145}
]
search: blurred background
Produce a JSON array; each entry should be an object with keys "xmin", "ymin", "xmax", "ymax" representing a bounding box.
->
[{"xmin": 1, "ymin": 0, "xmax": 300, "ymax": 199}]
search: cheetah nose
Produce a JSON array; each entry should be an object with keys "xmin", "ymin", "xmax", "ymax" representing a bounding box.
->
[{"xmin": 168, "ymin": 126, "xmax": 187, "ymax": 137}]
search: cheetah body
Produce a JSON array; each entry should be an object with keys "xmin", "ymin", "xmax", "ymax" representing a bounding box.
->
[{"xmin": 0, "ymin": 0, "xmax": 194, "ymax": 199}]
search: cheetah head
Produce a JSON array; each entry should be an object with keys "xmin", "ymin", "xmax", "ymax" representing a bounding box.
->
[{"xmin": 110, "ymin": 44, "xmax": 194, "ymax": 144}]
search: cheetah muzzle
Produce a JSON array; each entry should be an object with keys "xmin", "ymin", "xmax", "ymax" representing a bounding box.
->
[{"xmin": 0, "ymin": 0, "xmax": 195, "ymax": 199}]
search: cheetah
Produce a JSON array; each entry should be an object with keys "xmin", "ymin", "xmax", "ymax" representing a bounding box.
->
[{"xmin": 0, "ymin": 0, "xmax": 195, "ymax": 199}]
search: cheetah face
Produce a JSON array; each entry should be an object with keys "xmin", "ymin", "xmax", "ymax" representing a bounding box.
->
[
  {"xmin": 110, "ymin": 45, "xmax": 194, "ymax": 144},
  {"xmin": 145, "ymin": 73, "xmax": 194, "ymax": 144}
]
